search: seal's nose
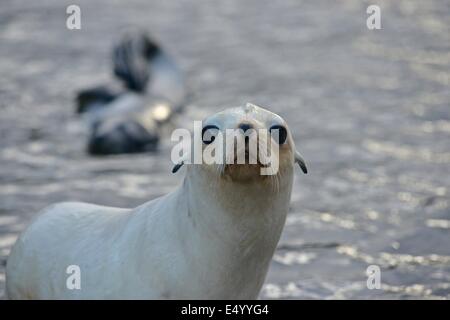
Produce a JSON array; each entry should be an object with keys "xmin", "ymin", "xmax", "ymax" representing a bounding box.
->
[{"xmin": 238, "ymin": 123, "xmax": 253, "ymax": 133}]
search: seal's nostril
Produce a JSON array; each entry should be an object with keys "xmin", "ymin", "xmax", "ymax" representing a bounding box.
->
[{"xmin": 238, "ymin": 123, "xmax": 253, "ymax": 133}]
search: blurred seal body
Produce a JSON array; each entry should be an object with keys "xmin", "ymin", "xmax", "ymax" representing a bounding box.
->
[
  {"xmin": 77, "ymin": 32, "xmax": 186, "ymax": 155},
  {"xmin": 6, "ymin": 103, "xmax": 307, "ymax": 299}
]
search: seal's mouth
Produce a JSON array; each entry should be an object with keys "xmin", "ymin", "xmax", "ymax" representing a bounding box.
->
[
  {"xmin": 223, "ymin": 163, "xmax": 266, "ymax": 181},
  {"xmin": 222, "ymin": 151, "xmax": 273, "ymax": 182},
  {"xmin": 219, "ymin": 138, "xmax": 280, "ymax": 181}
]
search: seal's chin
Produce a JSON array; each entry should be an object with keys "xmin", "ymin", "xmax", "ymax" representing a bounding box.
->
[
  {"xmin": 223, "ymin": 163, "xmax": 269, "ymax": 183},
  {"xmin": 221, "ymin": 148, "xmax": 276, "ymax": 183}
]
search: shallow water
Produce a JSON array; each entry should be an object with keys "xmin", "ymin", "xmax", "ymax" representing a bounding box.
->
[{"xmin": 0, "ymin": 0, "xmax": 449, "ymax": 299}]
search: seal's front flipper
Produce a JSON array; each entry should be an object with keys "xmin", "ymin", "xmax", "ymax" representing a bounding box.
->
[
  {"xmin": 76, "ymin": 86, "xmax": 122, "ymax": 114},
  {"xmin": 113, "ymin": 31, "xmax": 160, "ymax": 93},
  {"xmin": 294, "ymin": 150, "xmax": 308, "ymax": 174}
]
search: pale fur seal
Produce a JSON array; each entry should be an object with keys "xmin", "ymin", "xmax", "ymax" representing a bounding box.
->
[{"xmin": 5, "ymin": 103, "xmax": 307, "ymax": 299}]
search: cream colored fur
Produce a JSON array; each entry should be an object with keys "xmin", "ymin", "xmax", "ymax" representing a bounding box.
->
[{"xmin": 6, "ymin": 103, "xmax": 303, "ymax": 299}]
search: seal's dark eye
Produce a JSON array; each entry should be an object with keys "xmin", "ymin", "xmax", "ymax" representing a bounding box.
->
[
  {"xmin": 202, "ymin": 125, "xmax": 219, "ymax": 145},
  {"xmin": 269, "ymin": 125, "xmax": 288, "ymax": 144}
]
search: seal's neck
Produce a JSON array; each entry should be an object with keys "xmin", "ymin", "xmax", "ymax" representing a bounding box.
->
[
  {"xmin": 178, "ymin": 166, "xmax": 293, "ymax": 298},
  {"xmin": 185, "ymin": 166, "xmax": 292, "ymax": 232}
]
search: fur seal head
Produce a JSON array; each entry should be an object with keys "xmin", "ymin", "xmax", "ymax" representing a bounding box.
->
[{"xmin": 173, "ymin": 103, "xmax": 307, "ymax": 187}]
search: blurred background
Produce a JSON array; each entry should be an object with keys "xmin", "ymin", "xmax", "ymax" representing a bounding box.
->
[{"xmin": 0, "ymin": 0, "xmax": 449, "ymax": 299}]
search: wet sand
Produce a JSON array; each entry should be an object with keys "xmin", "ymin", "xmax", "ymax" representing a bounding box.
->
[{"xmin": 0, "ymin": 0, "xmax": 449, "ymax": 299}]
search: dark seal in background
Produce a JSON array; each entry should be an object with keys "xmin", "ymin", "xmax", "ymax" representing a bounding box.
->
[{"xmin": 77, "ymin": 31, "xmax": 186, "ymax": 155}]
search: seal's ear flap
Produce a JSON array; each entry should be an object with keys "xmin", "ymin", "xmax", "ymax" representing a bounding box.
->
[
  {"xmin": 294, "ymin": 150, "xmax": 308, "ymax": 174},
  {"xmin": 172, "ymin": 152, "xmax": 191, "ymax": 174},
  {"xmin": 172, "ymin": 161, "xmax": 184, "ymax": 174}
]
